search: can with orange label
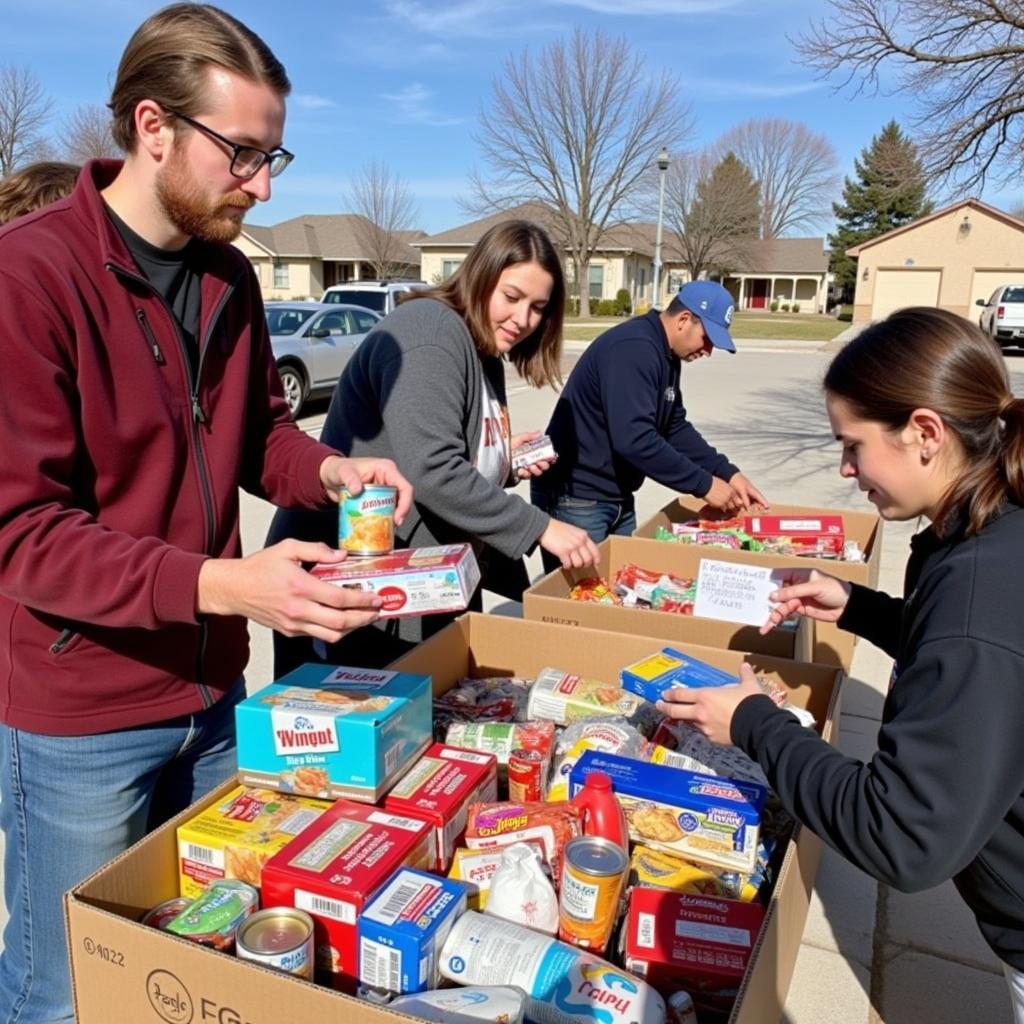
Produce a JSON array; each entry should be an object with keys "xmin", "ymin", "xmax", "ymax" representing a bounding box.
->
[
  {"xmin": 558, "ymin": 836, "xmax": 627, "ymax": 953},
  {"xmin": 338, "ymin": 485, "xmax": 396, "ymax": 556},
  {"xmin": 507, "ymin": 748, "xmax": 545, "ymax": 802}
]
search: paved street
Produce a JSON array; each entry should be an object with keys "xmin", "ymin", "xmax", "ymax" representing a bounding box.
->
[{"xmin": 7, "ymin": 338, "xmax": 1024, "ymax": 1021}]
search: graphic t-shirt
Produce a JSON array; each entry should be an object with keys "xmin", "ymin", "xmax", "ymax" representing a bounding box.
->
[{"xmin": 474, "ymin": 366, "xmax": 511, "ymax": 487}]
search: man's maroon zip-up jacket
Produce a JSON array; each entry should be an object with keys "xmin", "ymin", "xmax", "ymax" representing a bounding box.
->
[{"xmin": 0, "ymin": 160, "xmax": 337, "ymax": 735}]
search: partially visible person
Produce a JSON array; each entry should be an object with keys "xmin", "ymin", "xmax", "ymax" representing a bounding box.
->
[
  {"xmin": 532, "ymin": 280, "xmax": 767, "ymax": 569},
  {"xmin": 0, "ymin": 161, "xmax": 81, "ymax": 225},
  {"xmin": 267, "ymin": 219, "xmax": 601, "ymax": 674},
  {"xmin": 0, "ymin": 6, "xmax": 409, "ymax": 1021},
  {"xmin": 658, "ymin": 307, "xmax": 1024, "ymax": 1023}
]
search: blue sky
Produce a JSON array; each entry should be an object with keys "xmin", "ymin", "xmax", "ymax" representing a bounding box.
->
[{"xmin": 6, "ymin": 0, "xmax": 1023, "ymax": 235}]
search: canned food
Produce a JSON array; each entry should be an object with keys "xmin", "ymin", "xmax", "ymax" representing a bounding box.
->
[
  {"xmin": 507, "ymin": 748, "xmax": 545, "ymax": 802},
  {"xmin": 166, "ymin": 879, "xmax": 258, "ymax": 951},
  {"xmin": 236, "ymin": 907, "xmax": 314, "ymax": 978},
  {"xmin": 558, "ymin": 836, "xmax": 627, "ymax": 952},
  {"xmin": 667, "ymin": 991, "xmax": 698, "ymax": 1024},
  {"xmin": 338, "ymin": 485, "xmax": 396, "ymax": 555},
  {"xmin": 141, "ymin": 897, "xmax": 191, "ymax": 931}
]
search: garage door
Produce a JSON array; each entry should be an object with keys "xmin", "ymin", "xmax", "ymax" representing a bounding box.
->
[
  {"xmin": 871, "ymin": 269, "xmax": 941, "ymax": 320},
  {"xmin": 971, "ymin": 270, "xmax": 1024, "ymax": 314}
]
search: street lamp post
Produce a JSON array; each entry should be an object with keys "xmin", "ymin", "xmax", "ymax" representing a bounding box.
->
[{"xmin": 652, "ymin": 146, "xmax": 670, "ymax": 310}]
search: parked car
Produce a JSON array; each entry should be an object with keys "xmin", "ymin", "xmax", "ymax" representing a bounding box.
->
[
  {"xmin": 265, "ymin": 301, "xmax": 380, "ymax": 417},
  {"xmin": 976, "ymin": 284, "xmax": 1024, "ymax": 347},
  {"xmin": 321, "ymin": 280, "xmax": 428, "ymax": 316}
]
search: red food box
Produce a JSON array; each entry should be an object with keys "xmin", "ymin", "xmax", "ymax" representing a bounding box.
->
[
  {"xmin": 623, "ymin": 887, "xmax": 766, "ymax": 1005},
  {"xmin": 260, "ymin": 799, "xmax": 433, "ymax": 990},
  {"xmin": 384, "ymin": 743, "xmax": 498, "ymax": 872},
  {"xmin": 743, "ymin": 514, "xmax": 845, "ymax": 557},
  {"xmin": 310, "ymin": 544, "xmax": 481, "ymax": 618}
]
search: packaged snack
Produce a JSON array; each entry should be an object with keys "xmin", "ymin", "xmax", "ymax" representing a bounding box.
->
[
  {"xmin": 568, "ymin": 578, "xmax": 622, "ymax": 605},
  {"xmin": 526, "ymin": 668, "xmax": 645, "ymax": 725},
  {"xmin": 546, "ymin": 718, "xmax": 643, "ymax": 803},
  {"xmin": 433, "ymin": 676, "xmax": 533, "ymax": 735},
  {"xmin": 465, "ymin": 800, "xmax": 581, "ymax": 881},
  {"xmin": 511, "ymin": 435, "xmax": 558, "ymax": 473},
  {"xmin": 628, "ymin": 845, "xmax": 759, "ymax": 902},
  {"xmin": 311, "ymin": 544, "xmax": 480, "ymax": 618},
  {"xmin": 742, "ymin": 514, "xmax": 845, "ymax": 559},
  {"xmin": 484, "ymin": 842, "xmax": 559, "ymax": 935},
  {"xmin": 165, "ymin": 879, "xmax": 258, "ymax": 951}
]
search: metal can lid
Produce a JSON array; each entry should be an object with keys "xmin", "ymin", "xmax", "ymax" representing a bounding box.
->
[
  {"xmin": 141, "ymin": 897, "xmax": 191, "ymax": 930},
  {"xmin": 509, "ymin": 748, "xmax": 543, "ymax": 763},
  {"xmin": 237, "ymin": 908, "xmax": 313, "ymax": 955},
  {"xmin": 342, "ymin": 485, "xmax": 397, "ymax": 499},
  {"xmin": 565, "ymin": 835, "xmax": 628, "ymax": 877}
]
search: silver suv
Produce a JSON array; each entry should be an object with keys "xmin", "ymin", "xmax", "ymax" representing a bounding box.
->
[{"xmin": 321, "ymin": 280, "xmax": 427, "ymax": 317}]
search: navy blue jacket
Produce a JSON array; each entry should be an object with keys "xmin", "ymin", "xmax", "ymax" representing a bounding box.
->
[
  {"xmin": 541, "ymin": 311, "xmax": 737, "ymax": 502},
  {"xmin": 733, "ymin": 502, "xmax": 1024, "ymax": 969}
]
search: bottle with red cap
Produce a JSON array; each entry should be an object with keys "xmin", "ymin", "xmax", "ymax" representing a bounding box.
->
[{"xmin": 571, "ymin": 771, "xmax": 628, "ymax": 850}]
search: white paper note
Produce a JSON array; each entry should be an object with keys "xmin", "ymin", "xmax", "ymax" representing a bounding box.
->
[{"xmin": 693, "ymin": 559, "xmax": 785, "ymax": 627}]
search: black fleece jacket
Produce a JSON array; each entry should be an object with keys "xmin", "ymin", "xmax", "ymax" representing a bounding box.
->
[{"xmin": 732, "ymin": 502, "xmax": 1024, "ymax": 969}]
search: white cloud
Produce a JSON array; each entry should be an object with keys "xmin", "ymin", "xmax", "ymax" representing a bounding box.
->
[
  {"xmin": 554, "ymin": 0, "xmax": 740, "ymax": 11},
  {"xmin": 685, "ymin": 76, "xmax": 821, "ymax": 98},
  {"xmin": 380, "ymin": 83, "xmax": 464, "ymax": 127},
  {"xmin": 382, "ymin": 0, "xmax": 562, "ymax": 38},
  {"xmin": 294, "ymin": 94, "xmax": 336, "ymax": 110}
]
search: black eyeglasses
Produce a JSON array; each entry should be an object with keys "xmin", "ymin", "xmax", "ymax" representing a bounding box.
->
[{"xmin": 165, "ymin": 110, "xmax": 294, "ymax": 179}]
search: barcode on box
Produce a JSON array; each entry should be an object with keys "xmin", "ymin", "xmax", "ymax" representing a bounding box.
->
[
  {"xmin": 638, "ymin": 911, "xmax": 656, "ymax": 949},
  {"xmin": 440, "ymin": 748, "xmax": 492, "ymax": 765},
  {"xmin": 367, "ymin": 878, "xmax": 424, "ymax": 926},
  {"xmin": 179, "ymin": 842, "xmax": 223, "ymax": 868},
  {"xmin": 384, "ymin": 743, "xmax": 402, "ymax": 775},
  {"xmin": 368, "ymin": 811, "xmax": 425, "ymax": 832},
  {"xmin": 360, "ymin": 937, "xmax": 401, "ymax": 993},
  {"xmin": 294, "ymin": 889, "xmax": 356, "ymax": 924}
]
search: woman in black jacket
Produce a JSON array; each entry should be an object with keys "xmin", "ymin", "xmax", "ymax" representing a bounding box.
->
[{"xmin": 660, "ymin": 307, "xmax": 1024, "ymax": 1021}]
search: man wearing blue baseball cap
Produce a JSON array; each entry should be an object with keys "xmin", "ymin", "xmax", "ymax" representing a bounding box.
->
[{"xmin": 532, "ymin": 280, "xmax": 766, "ymax": 565}]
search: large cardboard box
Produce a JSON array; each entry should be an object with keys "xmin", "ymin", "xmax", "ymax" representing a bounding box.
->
[
  {"xmin": 523, "ymin": 535, "xmax": 818, "ymax": 665},
  {"xmin": 65, "ymin": 615, "xmax": 842, "ymax": 1024},
  {"xmin": 635, "ymin": 501, "xmax": 881, "ymax": 667}
]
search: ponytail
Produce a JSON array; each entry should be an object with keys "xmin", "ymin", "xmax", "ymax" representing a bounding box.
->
[{"xmin": 999, "ymin": 395, "xmax": 1024, "ymax": 506}]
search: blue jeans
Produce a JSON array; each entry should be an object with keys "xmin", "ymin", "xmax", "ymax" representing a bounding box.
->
[
  {"xmin": 532, "ymin": 487, "xmax": 636, "ymax": 573},
  {"xmin": 0, "ymin": 680, "xmax": 244, "ymax": 1023}
]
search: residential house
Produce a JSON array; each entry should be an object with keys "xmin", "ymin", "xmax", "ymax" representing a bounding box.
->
[
  {"xmin": 234, "ymin": 214, "xmax": 424, "ymax": 301},
  {"xmin": 846, "ymin": 198, "xmax": 1024, "ymax": 323}
]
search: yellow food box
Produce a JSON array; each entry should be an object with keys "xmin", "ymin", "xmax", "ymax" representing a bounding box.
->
[
  {"xmin": 629, "ymin": 844, "xmax": 759, "ymax": 902},
  {"xmin": 176, "ymin": 785, "xmax": 332, "ymax": 898}
]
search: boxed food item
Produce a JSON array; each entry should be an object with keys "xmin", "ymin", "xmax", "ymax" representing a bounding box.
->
[
  {"xmin": 260, "ymin": 799, "xmax": 434, "ymax": 989},
  {"xmin": 624, "ymin": 886, "xmax": 766, "ymax": 1011},
  {"xmin": 526, "ymin": 667, "xmax": 645, "ymax": 724},
  {"xmin": 235, "ymin": 663, "xmax": 432, "ymax": 803},
  {"xmin": 511, "ymin": 435, "xmax": 557, "ymax": 473},
  {"xmin": 176, "ymin": 785, "xmax": 331, "ymax": 898},
  {"xmin": 569, "ymin": 751, "xmax": 766, "ymax": 873},
  {"xmin": 742, "ymin": 514, "xmax": 844, "ymax": 558},
  {"xmin": 464, "ymin": 800, "xmax": 581, "ymax": 880},
  {"xmin": 620, "ymin": 647, "xmax": 738, "ymax": 702},
  {"xmin": 357, "ymin": 867, "xmax": 467, "ymax": 995},
  {"xmin": 384, "ymin": 744, "xmax": 498, "ymax": 871},
  {"xmin": 311, "ymin": 544, "xmax": 481, "ymax": 618}
]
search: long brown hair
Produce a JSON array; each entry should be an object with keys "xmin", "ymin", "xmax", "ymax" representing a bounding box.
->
[
  {"xmin": 409, "ymin": 220, "xmax": 565, "ymax": 388},
  {"xmin": 109, "ymin": 3, "xmax": 290, "ymax": 153},
  {"xmin": 825, "ymin": 306, "xmax": 1024, "ymax": 535},
  {"xmin": 0, "ymin": 162, "xmax": 80, "ymax": 225}
]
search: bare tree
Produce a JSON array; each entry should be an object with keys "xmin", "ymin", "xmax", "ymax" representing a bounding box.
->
[
  {"xmin": 717, "ymin": 118, "xmax": 839, "ymax": 238},
  {"xmin": 63, "ymin": 104, "xmax": 119, "ymax": 163},
  {"xmin": 662, "ymin": 149, "xmax": 761, "ymax": 282},
  {"xmin": 0, "ymin": 65, "xmax": 54, "ymax": 175},
  {"xmin": 470, "ymin": 28, "xmax": 691, "ymax": 316},
  {"xmin": 347, "ymin": 160, "xmax": 420, "ymax": 280},
  {"xmin": 795, "ymin": 0, "xmax": 1024, "ymax": 193}
]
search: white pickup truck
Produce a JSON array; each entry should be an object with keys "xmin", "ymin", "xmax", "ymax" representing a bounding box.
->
[{"xmin": 977, "ymin": 284, "xmax": 1024, "ymax": 347}]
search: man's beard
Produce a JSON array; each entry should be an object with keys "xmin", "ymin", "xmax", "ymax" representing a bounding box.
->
[{"xmin": 156, "ymin": 150, "xmax": 254, "ymax": 244}]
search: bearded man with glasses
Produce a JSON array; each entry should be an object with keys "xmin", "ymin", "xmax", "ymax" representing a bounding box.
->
[{"xmin": 0, "ymin": 6, "xmax": 411, "ymax": 1020}]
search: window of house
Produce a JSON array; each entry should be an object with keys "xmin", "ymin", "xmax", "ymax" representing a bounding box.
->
[
  {"xmin": 588, "ymin": 264, "xmax": 603, "ymax": 300},
  {"xmin": 441, "ymin": 259, "xmax": 463, "ymax": 280},
  {"xmin": 273, "ymin": 261, "xmax": 289, "ymax": 288}
]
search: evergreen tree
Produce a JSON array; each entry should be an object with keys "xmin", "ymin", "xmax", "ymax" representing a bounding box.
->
[{"xmin": 829, "ymin": 122, "xmax": 932, "ymax": 296}]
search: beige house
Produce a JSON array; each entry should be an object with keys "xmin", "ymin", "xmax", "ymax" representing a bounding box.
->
[
  {"xmin": 847, "ymin": 198, "xmax": 1024, "ymax": 323},
  {"xmin": 415, "ymin": 204, "xmax": 828, "ymax": 312},
  {"xmin": 233, "ymin": 215, "xmax": 424, "ymax": 301}
]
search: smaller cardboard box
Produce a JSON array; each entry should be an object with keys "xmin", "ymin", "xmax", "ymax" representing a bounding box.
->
[
  {"xmin": 176, "ymin": 785, "xmax": 332, "ymax": 898},
  {"xmin": 260, "ymin": 799, "xmax": 434, "ymax": 989},
  {"xmin": 235, "ymin": 663, "xmax": 432, "ymax": 803},
  {"xmin": 384, "ymin": 743, "xmax": 498, "ymax": 871},
  {"xmin": 311, "ymin": 544, "xmax": 480, "ymax": 618},
  {"xmin": 569, "ymin": 751, "xmax": 767, "ymax": 873},
  {"xmin": 357, "ymin": 867, "xmax": 468, "ymax": 994},
  {"xmin": 523, "ymin": 536, "xmax": 812, "ymax": 664},
  {"xmin": 624, "ymin": 886, "xmax": 766, "ymax": 1011}
]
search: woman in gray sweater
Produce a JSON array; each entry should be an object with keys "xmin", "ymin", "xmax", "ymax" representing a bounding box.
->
[{"xmin": 266, "ymin": 220, "xmax": 600, "ymax": 671}]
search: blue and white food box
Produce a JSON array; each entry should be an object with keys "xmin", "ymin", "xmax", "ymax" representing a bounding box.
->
[
  {"xmin": 235, "ymin": 664, "xmax": 433, "ymax": 804},
  {"xmin": 620, "ymin": 647, "xmax": 738, "ymax": 703},
  {"xmin": 569, "ymin": 750, "xmax": 766, "ymax": 873},
  {"xmin": 358, "ymin": 867, "xmax": 468, "ymax": 995}
]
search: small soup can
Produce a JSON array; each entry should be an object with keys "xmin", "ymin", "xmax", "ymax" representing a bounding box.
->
[
  {"xmin": 141, "ymin": 897, "xmax": 191, "ymax": 932},
  {"xmin": 236, "ymin": 907, "xmax": 314, "ymax": 979},
  {"xmin": 338, "ymin": 485, "xmax": 397, "ymax": 556},
  {"xmin": 558, "ymin": 836, "xmax": 627, "ymax": 953},
  {"xmin": 507, "ymin": 748, "xmax": 546, "ymax": 803}
]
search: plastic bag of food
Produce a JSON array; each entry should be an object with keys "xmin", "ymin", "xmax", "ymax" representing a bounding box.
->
[
  {"xmin": 484, "ymin": 842, "xmax": 559, "ymax": 935},
  {"xmin": 546, "ymin": 718, "xmax": 644, "ymax": 802}
]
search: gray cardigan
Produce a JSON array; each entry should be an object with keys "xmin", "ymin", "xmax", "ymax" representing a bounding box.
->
[{"xmin": 266, "ymin": 298, "xmax": 550, "ymax": 668}]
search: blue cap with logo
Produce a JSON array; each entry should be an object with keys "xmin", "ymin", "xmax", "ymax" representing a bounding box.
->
[{"xmin": 677, "ymin": 281, "xmax": 736, "ymax": 353}]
